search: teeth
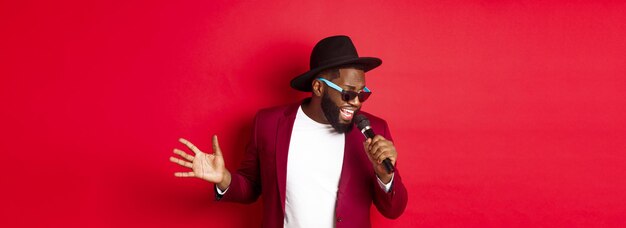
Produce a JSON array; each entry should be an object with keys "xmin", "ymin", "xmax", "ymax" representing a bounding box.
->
[{"xmin": 341, "ymin": 108, "xmax": 355, "ymax": 115}]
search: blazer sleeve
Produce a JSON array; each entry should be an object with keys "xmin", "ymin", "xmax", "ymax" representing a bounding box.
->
[
  {"xmin": 371, "ymin": 119, "xmax": 408, "ymax": 219},
  {"xmin": 214, "ymin": 112, "xmax": 262, "ymax": 204}
]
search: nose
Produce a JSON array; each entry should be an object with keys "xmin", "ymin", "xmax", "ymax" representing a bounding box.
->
[{"xmin": 347, "ymin": 95, "xmax": 361, "ymax": 107}]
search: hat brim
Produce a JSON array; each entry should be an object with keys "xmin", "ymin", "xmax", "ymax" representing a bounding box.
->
[{"xmin": 290, "ymin": 57, "xmax": 382, "ymax": 92}]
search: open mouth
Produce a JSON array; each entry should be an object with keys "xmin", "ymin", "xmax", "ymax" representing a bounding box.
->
[{"xmin": 340, "ymin": 107, "xmax": 355, "ymax": 121}]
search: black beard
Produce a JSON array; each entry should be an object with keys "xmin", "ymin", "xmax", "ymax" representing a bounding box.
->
[{"xmin": 321, "ymin": 91, "xmax": 354, "ymax": 133}]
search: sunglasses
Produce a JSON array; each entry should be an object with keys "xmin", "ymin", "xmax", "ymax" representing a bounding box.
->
[{"xmin": 317, "ymin": 78, "xmax": 372, "ymax": 102}]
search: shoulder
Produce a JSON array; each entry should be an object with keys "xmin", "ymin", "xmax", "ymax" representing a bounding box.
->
[{"xmin": 252, "ymin": 102, "xmax": 300, "ymax": 125}]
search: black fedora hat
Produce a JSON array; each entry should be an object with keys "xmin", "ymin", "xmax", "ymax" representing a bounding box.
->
[{"xmin": 290, "ymin": 35, "xmax": 382, "ymax": 92}]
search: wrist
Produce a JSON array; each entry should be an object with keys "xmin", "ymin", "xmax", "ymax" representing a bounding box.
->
[
  {"xmin": 216, "ymin": 170, "xmax": 231, "ymax": 191},
  {"xmin": 377, "ymin": 172, "xmax": 393, "ymax": 184}
]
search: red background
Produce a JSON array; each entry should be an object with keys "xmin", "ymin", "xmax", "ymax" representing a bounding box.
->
[{"xmin": 1, "ymin": 0, "xmax": 625, "ymax": 227}]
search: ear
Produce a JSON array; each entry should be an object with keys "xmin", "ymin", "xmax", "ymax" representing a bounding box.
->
[{"xmin": 312, "ymin": 79, "xmax": 323, "ymax": 97}]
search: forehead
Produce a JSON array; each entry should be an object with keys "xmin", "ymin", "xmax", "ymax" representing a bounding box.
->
[{"xmin": 335, "ymin": 68, "xmax": 366, "ymax": 89}]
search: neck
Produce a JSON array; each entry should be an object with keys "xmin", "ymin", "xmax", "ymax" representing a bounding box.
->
[{"xmin": 301, "ymin": 97, "xmax": 329, "ymax": 124}]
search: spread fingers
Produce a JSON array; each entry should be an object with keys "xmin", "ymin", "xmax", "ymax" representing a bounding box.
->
[
  {"xmin": 179, "ymin": 138, "xmax": 201, "ymax": 154},
  {"xmin": 173, "ymin": 148, "xmax": 194, "ymax": 161},
  {"xmin": 170, "ymin": 156, "xmax": 192, "ymax": 168}
]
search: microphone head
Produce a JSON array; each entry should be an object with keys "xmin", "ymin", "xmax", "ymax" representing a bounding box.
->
[{"xmin": 354, "ymin": 114, "xmax": 371, "ymax": 130}]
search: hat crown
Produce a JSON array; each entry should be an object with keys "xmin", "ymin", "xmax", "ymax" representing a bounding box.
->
[
  {"xmin": 290, "ymin": 35, "xmax": 381, "ymax": 92},
  {"xmin": 310, "ymin": 35, "xmax": 360, "ymax": 70}
]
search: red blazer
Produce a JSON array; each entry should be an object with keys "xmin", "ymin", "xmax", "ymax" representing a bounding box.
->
[{"xmin": 217, "ymin": 101, "xmax": 408, "ymax": 227}]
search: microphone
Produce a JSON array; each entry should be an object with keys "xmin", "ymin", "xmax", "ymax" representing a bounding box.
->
[{"xmin": 354, "ymin": 114, "xmax": 395, "ymax": 174}]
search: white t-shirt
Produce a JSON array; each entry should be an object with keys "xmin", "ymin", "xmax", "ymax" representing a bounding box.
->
[{"xmin": 283, "ymin": 106, "xmax": 345, "ymax": 228}]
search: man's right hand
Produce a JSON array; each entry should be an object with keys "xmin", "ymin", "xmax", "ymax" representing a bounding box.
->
[{"xmin": 170, "ymin": 135, "xmax": 231, "ymax": 191}]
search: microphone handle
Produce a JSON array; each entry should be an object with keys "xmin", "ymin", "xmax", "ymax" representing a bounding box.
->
[{"xmin": 363, "ymin": 128, "xmax": 395, "ymax": 174}]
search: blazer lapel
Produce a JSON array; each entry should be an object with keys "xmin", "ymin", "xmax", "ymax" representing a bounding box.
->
[
  {"xmin": 275, "ymin": 103, "xmax": 299, "ymax": 214},
  {"xmin": 337, "ymin": 127, "xmax": 363, "ymax": 197}
]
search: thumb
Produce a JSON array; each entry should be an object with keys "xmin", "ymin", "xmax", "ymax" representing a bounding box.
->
[{"xmin": 212, "ymin": 135, "xmax": 222, "ymax": 156}]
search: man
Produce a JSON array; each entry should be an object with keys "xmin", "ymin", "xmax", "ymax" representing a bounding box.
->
[{"xmin": 170, "ymin": 35, "xmax": 408, "ymax": 227}]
